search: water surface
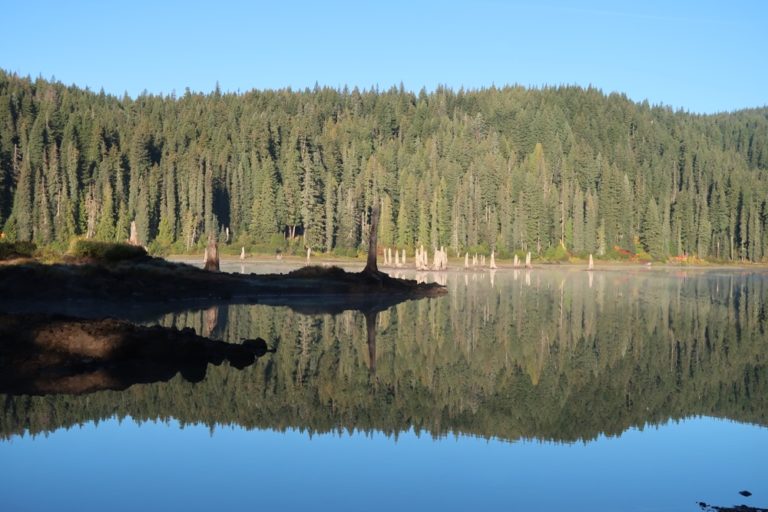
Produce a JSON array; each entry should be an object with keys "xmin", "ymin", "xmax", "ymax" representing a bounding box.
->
[{"xmin": 2, "ymin": 267, "xmax": 766, "ymax": 511}]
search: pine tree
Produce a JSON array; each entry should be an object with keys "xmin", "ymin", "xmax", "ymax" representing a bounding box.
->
[{"xmin": 640, "ymin": 198, "xmax": 663, "ymax": 258}]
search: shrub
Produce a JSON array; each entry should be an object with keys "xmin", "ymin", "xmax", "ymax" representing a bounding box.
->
[
  {"xmin": 287, "ymin": 265, "xmax": 348, "ymax": 278},
  {"xmin": 332, "ymin": 246, "xmax": 359, "ymax": 258},
  {"xmin": 68, "ymin": 240, "xmax": 147, "ymax": 262},
  {"xmin": 543, "ymin": 243, "xmax": 570, "ymax": 262},
  {"xmin": 0, "ymin": 241, "xmax": 36, "ymax": 260}
]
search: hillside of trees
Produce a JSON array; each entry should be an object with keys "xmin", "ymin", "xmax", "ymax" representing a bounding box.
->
[
  {"xmin": 2, "ymin": 270, "xmax": 765, "ymax": 441},
  {"xmin": 1, "ymin": 70, "xmax": 767, "ymax": 260}
]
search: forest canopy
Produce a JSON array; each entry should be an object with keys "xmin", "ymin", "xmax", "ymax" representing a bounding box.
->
[{"xmin": 1, "ymin": 70, "xmax": 766, "ymax": 260}]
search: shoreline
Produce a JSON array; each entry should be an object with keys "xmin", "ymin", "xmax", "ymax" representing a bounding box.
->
[{"xmin": 168, "ymin": 253, "xmax": 768, "ymax": 272}]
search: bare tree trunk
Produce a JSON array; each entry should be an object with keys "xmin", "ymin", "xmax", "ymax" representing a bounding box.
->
[
  {"xmin": 363, "ymin": 204, "xmax": 380, "ymax": 274},
  {"xmin": 490, "ymin": 251, "xmax": 497, "ymax": 269},
  {"xmin": 204, "ymin": 237, "xmax": 220, "ymax": 272},
  {"xmin": 128, "ymin": 220, "xmax": 139, "ymax": 246},
  {"xmin": 240, "ymin": 247, "xmax": 245, "ymax": 260}
]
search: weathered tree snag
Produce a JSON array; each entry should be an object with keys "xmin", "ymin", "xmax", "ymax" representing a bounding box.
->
[
  {"xmin": 490, "ymin": 251, "xmax": 497, "ymax": 269},
  {"xmin": 513, "ymin": 254, "xmax": 520, "ymax": 268},
  {"xmin": 128, "ymin": 220, "xmax": 139, "ymax": 246},
  {"xmin": 525, "ymin": 251, "xmax": 532, "ymax": 269},
  {"xmin": 588, "ymin": 254, "xmax": 594, "ymax": 270},
  {"xmin": 306, "ymin": 247, "xmax": 311, "ymax": 264},
  {"xmin": 204, "ymin": 237, "xmax": 220, "ymax": 272},
  {"xmin": 363, "ymin": 204, "xmax": 380, "ymax": 275},
  {"xmin": 401, "ymin": 249, "xmax": 406, "ymax": 265},
  {"xmin": 240, "ymin": 246, "xmax": 245, "ymax": 260},
  {"xmin": 465, "ymin": 252, "xmax": 469, "ymax": 269}
]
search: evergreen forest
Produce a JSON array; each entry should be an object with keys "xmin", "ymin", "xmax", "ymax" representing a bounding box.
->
[{"xmin": 1, "ymin": 70, "xmax": 767, "ymax": 261}]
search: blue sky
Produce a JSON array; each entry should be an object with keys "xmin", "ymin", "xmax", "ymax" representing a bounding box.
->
[{"xmin": 2, "ymin": 0, "xmax": 765, "ymax": 113}]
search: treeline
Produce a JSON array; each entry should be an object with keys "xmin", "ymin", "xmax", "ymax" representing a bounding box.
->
[
  {"xmin": 2, "ymin": 270, "xmax": 766, "ymax": 442},
  {"xmin": 1, "ymin": 70, "xmax": 767, "ymax": 260}
]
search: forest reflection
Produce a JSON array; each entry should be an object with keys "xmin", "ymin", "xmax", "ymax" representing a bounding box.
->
[{"xmin": 2, "ymin": 269, "xmax": 766, "ymax": 443}]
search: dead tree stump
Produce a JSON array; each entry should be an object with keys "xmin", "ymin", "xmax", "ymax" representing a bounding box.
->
[
  {"xmin": 204, "ymin": 237, "xmax": 220, "ymax": 272},
  {"xmin": 128, "ymin": 220, "xmax": 139, "ymax": 246},
  {"xmin": 363, "ymin": 204, "xmax": 381, "ymax": 275}
]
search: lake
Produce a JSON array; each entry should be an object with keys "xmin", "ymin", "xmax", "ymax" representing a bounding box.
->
[{"xmin": 1, "ymin": 265, "xmax": 766, "ymax": 511}]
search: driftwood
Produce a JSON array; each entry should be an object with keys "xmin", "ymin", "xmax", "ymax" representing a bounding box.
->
[{"xmin": 204, "ymin": 237, "xmax": 220, "ymax": 272}]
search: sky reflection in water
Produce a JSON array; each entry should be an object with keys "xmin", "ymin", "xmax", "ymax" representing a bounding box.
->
[{"xmin": 1, "ymin": 415, "xmax": 765, "ymax": 512}]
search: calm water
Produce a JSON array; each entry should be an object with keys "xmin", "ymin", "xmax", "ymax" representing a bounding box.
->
[{"xmin": 1, "ymin": 266, "xmax": 766, "ymax": 511}]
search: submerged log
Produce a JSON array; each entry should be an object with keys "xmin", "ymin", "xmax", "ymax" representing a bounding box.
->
[{"xmin": 204, "ymin": 237, "xmax": 220, "ymax": 272}]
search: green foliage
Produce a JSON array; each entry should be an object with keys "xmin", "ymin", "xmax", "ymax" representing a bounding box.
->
[
  {"xmin": 0, "ymin": 70, "xmax": 766, "ymax": 261},
  {"xmin": 67, "ymin": 239, "xmax": 147, "ymax": 262},
  {"xmin": 542, "ymin": 242, "xmax": 570, "ymax": 262},
  {"xmin": 0, "ymin": 240, "xmax": 36, "ymax": 260}
]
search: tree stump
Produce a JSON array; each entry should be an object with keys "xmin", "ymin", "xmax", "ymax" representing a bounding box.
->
[
  {"xmin": 204, "ymin": 238, "xmax": 220, "ymax": 272},
  {"xmin": 128, "ymin": 220, "xmax": 139, "ymax": 246},
  {"xmin": 363, "ymin": 204, "xmax": 380, "ymax": 275}
]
